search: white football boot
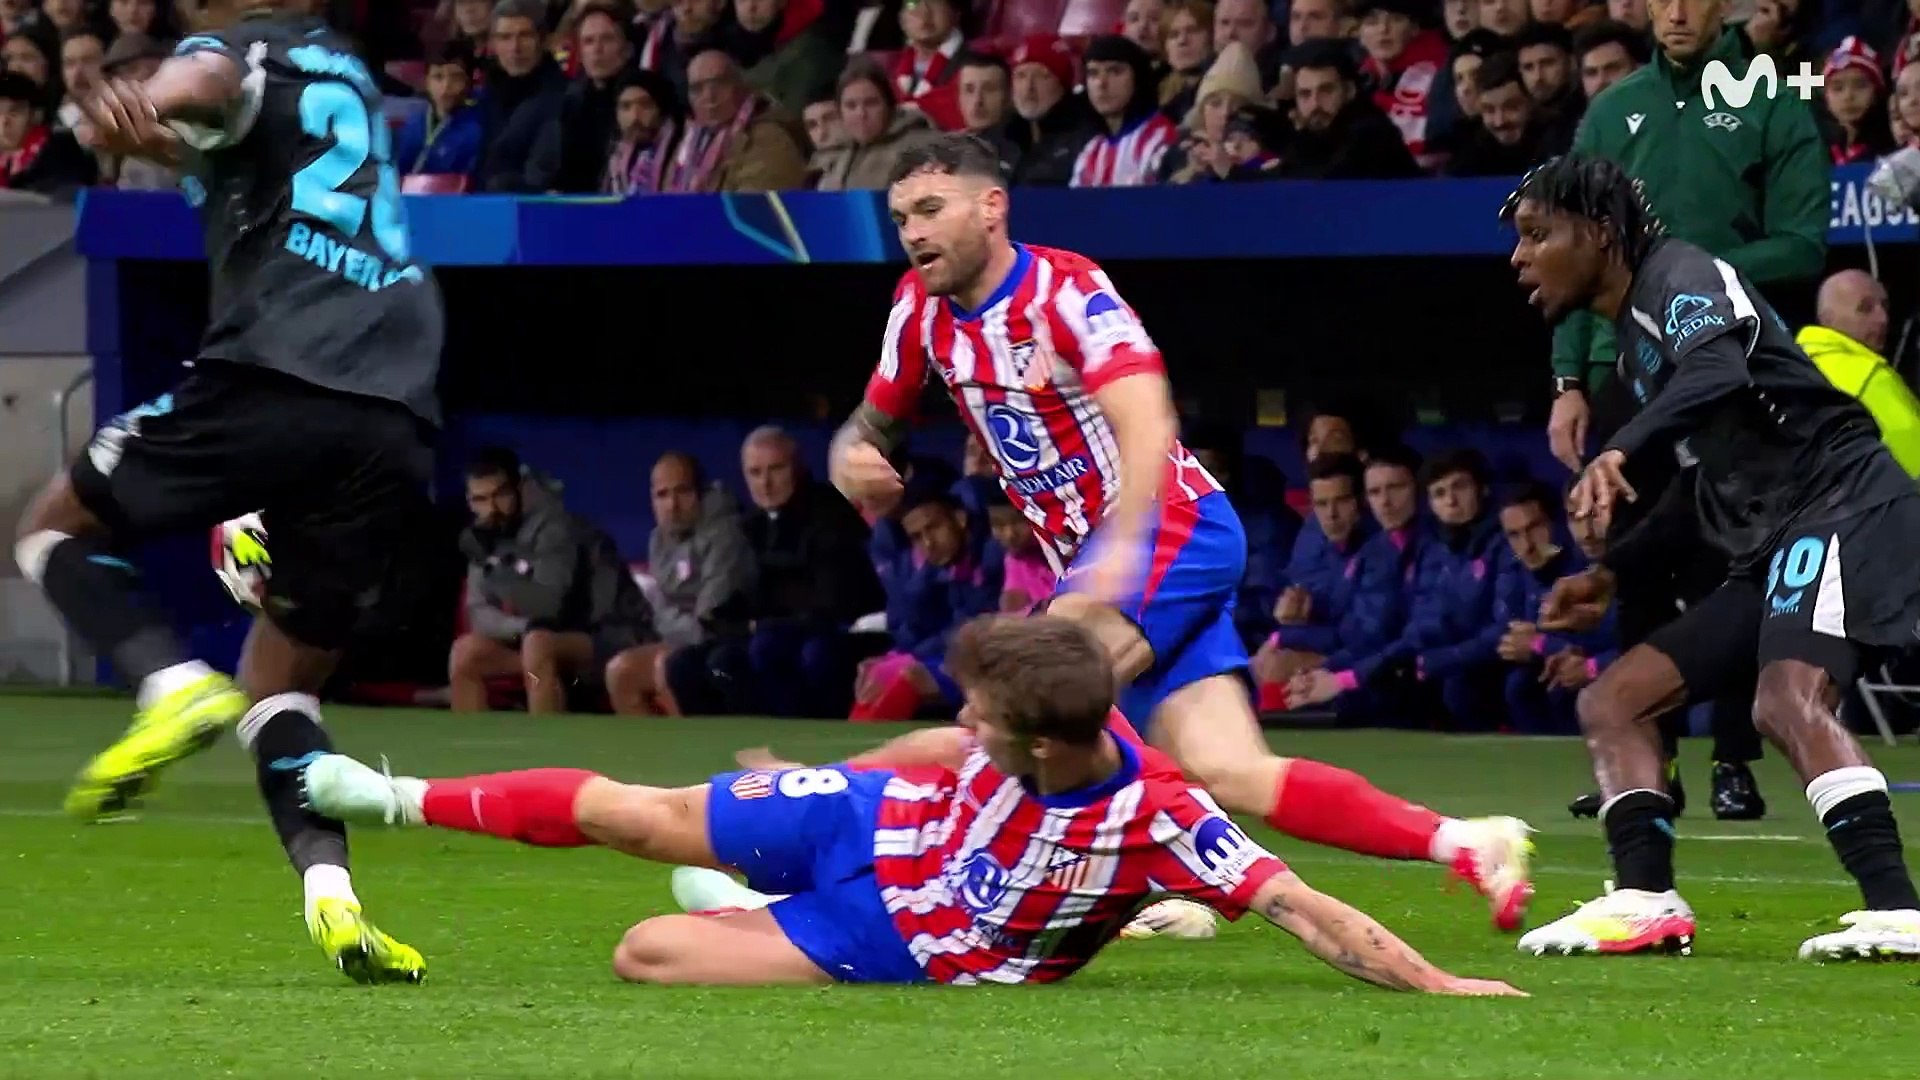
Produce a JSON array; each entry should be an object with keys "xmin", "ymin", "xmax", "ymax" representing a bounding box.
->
[
  {"xmin": 1517, "ymin": 882, "xmax": 1696, "ymax": 956},
  {"xmin": 1798, "ymin": 910, "xmax": 1920, "ymax": 961}
]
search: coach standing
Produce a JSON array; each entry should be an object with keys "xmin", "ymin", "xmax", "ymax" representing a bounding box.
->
[{"xmin": 1543, "ymin": 0, "xmax": 1829, "ymax": 820}]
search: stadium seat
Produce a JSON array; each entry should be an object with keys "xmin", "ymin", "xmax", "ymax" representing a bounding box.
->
[
  {"xmin": 403, "ymin": 173, "xmax": 471, "ymax": 194},
  {"xmin": 1057, "ymin": 0, "xmax": 1125, "ymax": 37}
]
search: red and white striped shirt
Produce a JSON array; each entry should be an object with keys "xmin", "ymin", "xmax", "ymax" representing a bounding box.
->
[
  {"xmin": 1069, "ymin": 114, "xmax": 1176, "ymax": 187},
  {"xmin": 873, "ymin": 737, "xmax": 1287, "ymax": 984},
  {"xmin": 864, "ymin": 244, "xmax": 1221, "ymax": 569}
]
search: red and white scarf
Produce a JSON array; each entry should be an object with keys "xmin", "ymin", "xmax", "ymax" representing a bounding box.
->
[
  {"xmin": 605, "ymin": 118, "xmax": 681, "ymax": 195},
  {"xmin": 663, "ymin": 98, "xmax": 756, "ymax": 193},
  {"xmin": 891, "ymin": 30, "xmax": 963, "ymax": 102},
  {"xmin": 1363, "ymin": 30, "xmax": 1448, "ymax": 170},
  {"xmin": 0, "ymin": 125, "xmax": 49, "ymax": 189}
]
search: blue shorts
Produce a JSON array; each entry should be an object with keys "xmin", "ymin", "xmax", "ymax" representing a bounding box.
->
[
  {"xmin": 705, "ymin": 766, "xmax": 927, "ymax": 985},
  {"xmin": 1064, "ymin": 492, "xmax": 1250, "ymax": 730}
]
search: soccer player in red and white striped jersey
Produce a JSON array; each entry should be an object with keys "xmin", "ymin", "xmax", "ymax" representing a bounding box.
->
[
  {"xmin": 298, "ymin": 615, "xmax": 1524, "ymax": 994},
  {"xmin": 828, "ymin": 133, "xmax": 1535, "ymax": 933}
]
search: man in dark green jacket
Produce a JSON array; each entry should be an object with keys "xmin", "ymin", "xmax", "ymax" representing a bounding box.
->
[
  {"xmin": 1545, "ymin": 0, "xmax": 1827, "ymax": 820},
  {"xmin": 1548, "ymin": 7, "xmax": 1828, "ymax": 466}
]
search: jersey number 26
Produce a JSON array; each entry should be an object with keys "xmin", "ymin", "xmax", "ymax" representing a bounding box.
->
[{"xmin": 291, "ymin": 82, "xmax": 410, "ymax": 264}]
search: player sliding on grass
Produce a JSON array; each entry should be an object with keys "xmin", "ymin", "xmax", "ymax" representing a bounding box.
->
[
  {"xmin": 1505, "ymin": 156, "xmax": 1920, "ymax": 960},
  {"xmin": 826, "ymin": 132, "xmax": 1533, "ymax": 930},
  {"xmin": 303, "ymin": 614, "xmax": 1523, "ymax": 992}
]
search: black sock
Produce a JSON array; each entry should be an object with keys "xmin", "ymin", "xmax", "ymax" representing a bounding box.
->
[
  {"xmin": 247, "ymin": 705, "xmax": 349, "ymax": 876},
  {"xmin": 1603, "ymin": 789, "xmax": 1677, "ymax": 893},
  {"xmin": 1823, "ymin": 791, "xmax": 1920, "ymax": 911},
  {"xmin": 38, "ymin": 534, "xmax": 185, "ymax": 684}
]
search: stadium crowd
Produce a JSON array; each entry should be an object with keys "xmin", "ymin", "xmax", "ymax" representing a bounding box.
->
[{"xmin": 5, "ymin": 0, "xmax": 1920, "ymax": 195}]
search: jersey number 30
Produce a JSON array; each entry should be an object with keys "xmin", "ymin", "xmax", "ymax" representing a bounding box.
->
[{"xmin": 291, "ymin": 82, "xmax": 409, "ymax": 263}]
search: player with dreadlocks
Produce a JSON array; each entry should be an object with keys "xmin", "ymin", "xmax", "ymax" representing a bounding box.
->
[{"xmin": 1502, "ymin": 156, "xmax": 1920, "ymax": 962}]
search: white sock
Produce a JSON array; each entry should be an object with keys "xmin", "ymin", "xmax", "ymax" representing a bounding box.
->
[
  {"xmin": 136, "ymin": 660, "xmax": 217, "ymax": 712},
  {"xmin": 1805, "ymin": 766, "xmax": 1887, "ymax": 822},
  {"xmin": 1429, "ymin": 817, "xmax": 1475, "ymax": 864},
  {"xmin": 304, "ymin": 863, "xmax": 358, "ymax": 908}
]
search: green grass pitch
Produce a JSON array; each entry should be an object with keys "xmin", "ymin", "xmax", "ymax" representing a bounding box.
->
[{"xmin": 3, "ymin": 696, "xmax": 1917, "ymax": 1079}]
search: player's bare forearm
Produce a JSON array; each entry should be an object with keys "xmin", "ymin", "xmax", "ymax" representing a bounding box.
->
[
  {"xmin": 836, "ymin": 401, "xmax": 911, "ymax": 459},
  {"xmin": 1092, "ymin": 373, "xmax": 1176, "ymax": 540},
  {"xmin": 1252, "ymin": 873, "xmax": 1444, "ymax": 992},
  {"xmin": 144, "ymin": 53, "xmax": 243, "ymax": 121},
  {"xmin": 844, "ymin": 725, "xmax": 974, "ymax": 771}
]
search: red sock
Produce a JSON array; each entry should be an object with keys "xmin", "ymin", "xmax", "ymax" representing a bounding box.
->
[
  {"xmin": 1256, "ymin": 680, "xmax": 1290, "ymax": 713},
  {"xmin": 1264, "ymin": 759, "xmax": 1444, "ymax": 861},
  {"xmin": 421, "ymin": 768, "xmax": 598, "ymax": 847}
]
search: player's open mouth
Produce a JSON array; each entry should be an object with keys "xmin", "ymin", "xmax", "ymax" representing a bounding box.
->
[{"xmin": 915, "ymin": 252, "xmax": 941, "ymax": 270}]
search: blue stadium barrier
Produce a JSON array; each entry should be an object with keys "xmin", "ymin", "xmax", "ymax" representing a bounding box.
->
[{"xmin": 75, "ymin": 163, "xmax": 1916, "ymax": 267}]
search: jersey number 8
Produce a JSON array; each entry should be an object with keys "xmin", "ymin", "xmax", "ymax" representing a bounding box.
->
[
  {"xmin": 291, "ymin": 82, "xmax": 410, "ymax": 263},
  {"xmin": 777, "ymin": 769, "xmax": 850, "ymax": 798}
]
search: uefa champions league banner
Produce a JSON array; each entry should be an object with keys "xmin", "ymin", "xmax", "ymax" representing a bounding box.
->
[{"xmin": 75, "ymin": 163, "xmax": 1917, "ymax": 267}]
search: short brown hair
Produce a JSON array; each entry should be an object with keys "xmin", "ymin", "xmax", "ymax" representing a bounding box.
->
[{"xmin": 945, "ymin": 615, "xmax": 1114, "ymax": 745}]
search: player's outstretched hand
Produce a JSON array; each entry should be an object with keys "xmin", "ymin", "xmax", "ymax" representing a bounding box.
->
[
  {"xmin": 830, "ymin": 440, "xmax": 904, "ymax": 513},
  {"xmin": 1424, "ymin": 974, "xmax": 1529, "ymax": 998},
  {"xmin": 77, "ymin": 77, "xmax": 178, "ymax": 160},
  {"xmin": 1567, "ymin": 448, "xmax": 1635, "ymax": 525}
]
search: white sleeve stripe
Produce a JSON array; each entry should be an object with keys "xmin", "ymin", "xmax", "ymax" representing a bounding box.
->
[
  {"xmin": 1710, "ymin": 257, "xmax": 1761, "ymax": 356},
  {"xmin": 877, "ymin": 293, "xmax": 915, "ymax": 382}
]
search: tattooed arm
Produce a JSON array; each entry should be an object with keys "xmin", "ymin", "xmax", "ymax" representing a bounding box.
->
[
  {"xmin": 1249, "ymin": 872, "xmax": 1526, "ymax": 996},
  {"xmin": 829, "ymin": 403, "xmax": 911, "ymax": 512}
]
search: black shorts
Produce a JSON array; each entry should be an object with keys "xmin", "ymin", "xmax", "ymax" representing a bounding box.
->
[
  {"xmin": 70, "ymin": 364, "xmax": 435, "ymax": 651},
  {"xmin": 1646, "ymin": 497, "xmax": 1920, "ymax": 696}
]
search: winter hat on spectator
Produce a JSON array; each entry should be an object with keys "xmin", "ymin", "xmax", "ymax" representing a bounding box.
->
[
  {"xmin": 1825, "ymin": 36, "xmax": 1886, "ymax": 95},
  {"xmin": 1009, "ymin": 33, "xmax": 1077, "ymax": 92},
  {"xmin": 619, "ymin": 67, "xmax": 684, "ymax": 124},
  {"xmin": 102, "ymin": 32, "xmax": 168, "ymax": 76},
  {"xmin": 1184, "ymin": 41, "xmax": 1261, "ymax": 129}
]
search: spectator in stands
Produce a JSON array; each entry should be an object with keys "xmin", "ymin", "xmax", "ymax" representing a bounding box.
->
[
  {"xmin": 604, "ymin": 67, "xmax": 682, "ymax": 192},
  {"xmin": 55, "ymin": 26, "xmax": 104, "ymax": 132},
  {"xmin": 1279, "ymin": 36, "xmax": 1422, "ymax": 178},
  {"xmin": 1356, "ymin": 0, "xmax": 1449, "ymax": 169},
  {"xmin": 1514, "ymin": 20, "xmax": 1579, "ymax": 154},
  {"xmin": 0, "ymin": 70, "xmax": 92, "ymax": 197},
  {"xmin": 1073, "ymin": 34, "xmax": 1177, "ymax": 186},
  {"xmin": 1443, "ymin": 51, "xmax": 1542, "ymax": 175},
  {"xmin": 1253, "ymin": 451, "xmax": 1375, "ymax": 709},
  {"xmin": 2, "ymin": 25, "xmax": 55, "ymax": 103},
  {"xmin": 954, "ymin": 51, "xmax": 1011, "ymax": 143},
  {"xmin": 639, "ymin": 0, "xmax": 727, "ymax": 95},
  {"xmin": 24, "ymin": 0, "xmax": 89, "ymax": 40},
  {"xmin": 1391, "ymin": 448, "xmax": 1508, "ymax": 730},
  {"xmin": 1125, "ymin": 0, "xmax": 1166, "ymax": 57},
  {"xmin": 801, "ymin": 87, "xmax": 838, "ymax": 149},
  {"xmin": 1161, "ymin": 40, "xmax": 1264, "ymax": 182},
  {"xmin": 395, "ymin": 40, "xmax": 486, "ymax": 179},
  {"xmin": 1745, "ymin": 0, "xmax": 1815, "ymax": 66},
  {"xmin": 1185, "ymin": 419, "xmax": 1300, "ymax": 650},
  {"xmin": 1572, "ymin": 19, "xmax": 1643, "ymax": 100},
  {"xmin": 661, "ymin": 48, "xmax": 808, "ymax": 190},
  {"xmin": 1000, "ymin": 33, "xmax": 1095, "ymax": 185},
  {"xmin": 1475, "ymin": 0, "xmax": 1527, "ymax": 36},
  {"xmin": 1158, "ymin": 0, "xmax": 1214, "ymax": 117},
  {"xmin": 1607, "ymin": 0, "xmax": 1646, "ymax": 29},
  {"xmin": 667, "ymin": 426, "xmax": 884, "ymax": 717},
  {"xmin": 889, "ymin": 0, "xmax": 964, "ymax": 128},
  {"xmin": 1212, "ymin": 0, "xmax": 1281, "ymax": 89},
  {"xmin": 733, "ymin": 0, "xmax": 839, "ymax": 114},
  {"xmin": 1291, "ymin": 0, "xmax": 1356, "ymax": 45},
  {"xmin": 1891, "ymin": 54, "xmax": 1920, "ymax": 146},
  {"xmin": 988, "ymin": 491, "xmax": 1053, "ymax": 612},
  {"xmin": 108, "ymin": 0, "xmax": 182, "ymax": 41},
  {"xmin": 813, "ymin": 59, "xmax": 936, "ymax": 189},
  {"xmin": 1429, "ymin": 26, "xmax": 1503, "ymax": 159},
  {"xmin": 0, "ymin": 0, "xmax": 26, "ymax": 39},
  {"xmin": 607, "ymin": 451, "xmax": 754, "ymax": 715},
  {"xmin": 437, "ymin": 0, "xmax": 499, "ymax": 57},
  {"xmin": 1442, "ymin": 0, "xmax": 1477, "ymax": 37},
  {"xmin": 852, "ymin": 487, "xmax": 1000, "ymax": 721},
  {"xmin": 1821, "ymin": 37, "xmax": 1894, "ymax": 165},
  {"xmin": 450, "ymin": 448, "xmax": 655, "ymax": 715},
  {"xmin": 1493, "ymin": 482, "xmax": 1592, "ymax": 735},
  {"xmin": 1286, "ymin": 446, "xmax": 1425, "ymax": 719},
  {"xmin": 477, "ymin": 0, "xmax": 569, "ymax": 191},
  {"xmin": 1529, "ymin": 0, "xmax": 1600, "ymax": 30},
  {"xmin": 522, "ymin": 1, "xmax": 638, "ymax": 192}
]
